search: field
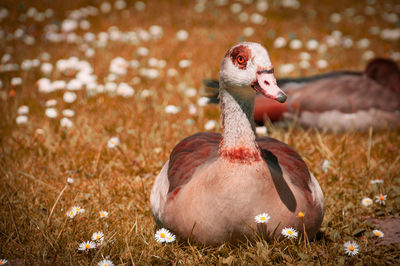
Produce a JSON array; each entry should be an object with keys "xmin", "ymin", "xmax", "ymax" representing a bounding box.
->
[{"xmin": 0, "ymin": 0, "xmax": 399, "ymax": 265}]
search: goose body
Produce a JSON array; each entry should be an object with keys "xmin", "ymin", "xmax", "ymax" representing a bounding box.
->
[
  {"xmin": 206, "ymin": 58, "xmax": 400, "ymax": 132},
  {"xmin": 151, "ymin": 42, "xmax": 324, "ymax": 245}
]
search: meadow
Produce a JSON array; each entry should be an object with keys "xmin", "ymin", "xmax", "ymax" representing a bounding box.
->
[{"xmin": 0, "ymin": 0, "xmax": 399, "ymax": 264}]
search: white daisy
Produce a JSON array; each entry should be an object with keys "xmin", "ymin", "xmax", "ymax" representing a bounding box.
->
[
  {"xmin": 204, "ymin": 120, "xmax": 217, "ymax": 130},
  {"xmin": 63, "ymin": 91, "xmax": 77, "ymax": 103},
  {"xmin": 45, "ymin": 108, "xmax": 58, "ymax": 118},
  {"xmin": 99, "ymin": 211, "xmax": 109, "ymax": 218},
  {"xmin": 165, "ymin": 232, "xmax": 176, "ymax": 243},
  {"xmin": 66, "ymin": 208, "xmax": 77, "ymax": 218},
  {"xmin": 45, "ymin": 99, "xmax": 57, "ymax": 107},
  {"xmin": 62, "ymin": 109, "xmax": 75, "ymax": 117},
  {"xmin": 322, "ymin": 159, "xmax": 330, "ymax": 173},
  {"xmin": 361, "ymin": 197, "xmax": 373, "ymax": 206},
  {"xmin": 16, "ymin": 115, "xmax": 28, "ymax": 125},
  {"xmin": 17, "ymin": 105, "xmax": 29, "ymax": 115},
  {"xmin": 78, "ymin": 241, "xmax": 96, "ymax": 251},
  {"xmin": 98, "ymin": 259, "xmax": 114, "ymax": 266},
  {"xmin": 176, "ymin": 30, "xmax": 189, "ymax": 41},
  {"xmin": 91, "ymin": 231, "xmax": 104, "ymax": 242},
  {"xmin": 60, "ymin": 117, "xmax": 73, "ymax": 128},
  {"xmin": 72, "ymin": 206, "xmax": 85, "ymax": 214},
  {"xmin": 107, "ymin": 137, "xmax": 119, "ymax": 148},
  {"xmin": 255, "ymin": 213, "xmax": 271, "ymax": 223},
  {"xmin": 281, "ymin": 227, "xmax": 298, "ymax": 239},
  {"xmin": 343, "ymin": 241, "xmax": 359, "ymax": 256},
  {"xmin": 67, "ymin": 177, "xmax": 74, "ymax": 184},
  {"xmin": 155, "ymin": 228, "xmax": 172, "ymax": 243},
  {"xmin": 0, "ymin": 259, "xmax": 8, "ymax": 265},
  {"xmin": 375, "ymin": 194, "xmax": 387, "ymax": 205},
  {"xmin": 372, "ymin": 229, "xmax": 384, "ymax": 238},
  {"xmin": 165, "ymin": 105, "xmax": 180, "ymax": 114}
]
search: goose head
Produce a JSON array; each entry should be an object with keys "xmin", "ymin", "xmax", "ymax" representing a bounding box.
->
[{"xmin": 219, "ymin": 42, "xmax": 286, "ymax": 103}]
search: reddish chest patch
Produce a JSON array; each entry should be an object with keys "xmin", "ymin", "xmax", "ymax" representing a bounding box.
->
[
  {"xmin": 168, "ymin": 186, "xmax": 181, "ymax": 202},
  {"xmin": 219, "ymin": 146, "xmax": 262, "ymax": 164}
]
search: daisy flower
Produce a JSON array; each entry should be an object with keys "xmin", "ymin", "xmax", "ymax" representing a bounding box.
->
[
  {"xmin": 107, "ymin": 137, "xmax": 119, "ymax": 149},
  {"xmin": 72, "ymin": 206, "xmax": 85, "ymax": 214},
  {"xmin": 165, "ymin": 232, "xmax": 176, "ymax": 243},
  {"xmin": 281, "ymin": 227, "xmax": 298, "ymax": 239},
  {"xmin": 98, "ymin": 259, "xmax": 114, "ymax": 266},
  {"xmin": 155, "ymin": 228, "xmax": 172, "ymax": 243},
  {"xmin": 92, "ymin": 231, "xmax": 104, "ymax": 242},
  {"xmin": 254, "ymin": 213, "xmax": 271, "ymax": 223},
  {"xmin": 0, "ymin": 259, "xmax": 8, "ymax": 265},
  {"xmin": 67, "ymin": 177, "xmax": 74, "ymax": 184},
  {"xmin": 99, "ymin": 211, "xmax": 109, "ymax": 218},
  {"xmin": 361, "ymin": 197, "xmax": 373, "ymax": 206},
  {"xmin": 372, "ymin": 229, "xmax": 384, "ymax": 238},
  {"xmin": 375, "ymin": 194, "xmax": 387, "ymax": 205},
  {"xmin": 78, "ymin": 241, "xmax": 96, "ymax": 251},
  {"xmin": 343, "ymin": 241, "xmax": 359, "ymax": 256},
  {"xmin": 66, "ymin": 209, "xmax": 77, "ymax": 218}
]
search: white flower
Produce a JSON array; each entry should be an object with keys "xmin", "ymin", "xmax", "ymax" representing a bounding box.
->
[
  {"xmin": 279, "ymin": 63, "xmax": 295, "ymax": 75},
  {"xmin": 45, "ymin": 99, "xmax": 57, "ymax": 107},
  {"xmin": 67, "ymin": 177, "xmax": 74, "ymax": 184},
  {"xmin": 78, "ymin": 241, "xmax": 96, "ymax": 251},
  {"xmin": 165, "ymin": 233, "xmax": 176, "ymax": 243},
  {"xmin": 98, "ymin": 259, "xmax": 114, "ymax": 266},
  {"xmin": 60, "ymin": 117, "xmax": 73, "ymax": 128},
  {"xmin": 185, "ymin": 88, "xmax": 197, "ymax": 97},
  {"xmin": 178, "ymin": 59, "xmax": 191, "ymax": 69},
  {"xmin": 343, "ymin": 241, "xmax": 359, "ymax": 256},
  {"xmin": 204, "ymin": 120, "xmax": 217, "ymax": 130},
  {"xmin": 375, "ymin": 194, "xmax": 387, "ymax": 205},
  {"xmin": 155, "ymin": 228, "xmax": 173, "ymax": 243},
  {"xmin": 45, "ymin": 108, "xmax": 58, "ymax": 118},
  {"xmin": 72, "ymin": 206, "xmax": 85, "ymax": 214},
  {"xmin": 11, "ymin": 77, "xmax": 22, "ymax": 86},
  {"xmin": 306, "ymin": 39, "xmax": 319, "ymax": 50},
  {"xmin": 188, "ymin": 104, "xmax": 197, "ymax": 115},
  {"xmin": 370, "ymin": 179, "xmax": 384, "ymax": 185},
  {"xmin": 361, "ymin": 197, "xmax": 373, "ymax": 206},
  {"xmin": 330, "ymin": 13, "xmax": 342, "ymax": 23},
  {"xmin": 176, "ymin": 30, "xmax": 189, "ymax": 41},
  {"xmin": 137, "ymin": 47, "xmax": 149, "ymax": 57},
  {"xmin": 289, "ymin": 39, "xmax": 302, "ymax": 50},
  {"xmin": 17, "ymin": 105, "xmax": 29, "ymax": 115},
  {"xmin": 197, "ymin": 96, "xmax": 210, "ymax": 106},
  {"xmin": 41, "ymin": 62, "xmax": 53, "ymax": 75},
  {"xmin": 250, "ymin": 13, "xmax": 265, "ymax": 24},
  {"xmin": 117, "ymin": 83, "xmax": 134, "ymax": 97},
  {"xmin": 273, "ymin": 37, "xmax": 287, "ymax": 48},
  {"xmin": 107, "ymin": 137, "xmax": 119, "ymax": 149},
  {"xmin": 316, "ymin": 59, "xmax": 328, "ymax": 69},
  {"xmin": 66, "ymin": 208, "xmax": 77, "ymax": 218},
  {"xmin": 0, "ymin": 259, "xmax": 8, "ymax": 265},
  {"xmin": 230, "ymin": 3, "xmax": 242, "ymax": 13},
  {"xmin": 243, "ymin": 27, "xmax": 254, "ymax": 37},
  {"xmin": 62, "ymin": 109, "xmax": 75, "ymax": 117},
  {"xmin": 165, "ymin": 105, "xmax": 180, "ymax": 114},
  {"xmin": 281, "ymin": 227, "xmax": 298, "ymax": 239},
  {"xmin": 16, "ymin": 115, "xmax": 28, "ymax": 125},
  {"xmin": 99, "ymin": 211, "xmax": 109, "ymax": 218},
  {"xmin": 372, "ymin": 229, "xmax": 384, "ymax": 238},
  {"xmin": 91, "ymin": 231, "xmax": 104, "ymax": 242},
  {"xmin": 255, "ymin": 213, "xmax": 271, "ymax": 223}
]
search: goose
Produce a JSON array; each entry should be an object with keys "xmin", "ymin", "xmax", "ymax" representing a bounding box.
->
[
  {"xmin": 150, "ymin": 42, "xmax": 324, "ymax": 245},
  {"xmin": 205, "ymin": 58, "xmax": 400, "ymax": 132}
]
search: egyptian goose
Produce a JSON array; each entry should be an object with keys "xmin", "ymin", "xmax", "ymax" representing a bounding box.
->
[
  {"xmin": 150, "ymin": 42, "xmax": 324, "ymax": 245},
  {"xmin": 205, "ymin": 58, "xmax": 400, "ymax": 132}
]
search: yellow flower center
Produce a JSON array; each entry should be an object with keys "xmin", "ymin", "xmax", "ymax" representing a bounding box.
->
[
  {"xmin": 160, "ymin": 233, "xmax": 165, "ymax": 238},
  {"xmin": 376, "ymin": 232, "xmax": 381, "ymax": 236},
  {"xmin": 85, "ymin": 244, "xmax": 90, "ymax": 249},
  {"xmin": 96, "ymin": 235, "xmax": 101, "ymax": 239},
  {"xmin": 366, "ymin": 200, "xmax": 370, "ymax": 203},
  {"xmin": 288, "ymin": 230, "xmax": 293, "ymax": 235},
  {"xmin": 349, "ymin": 246, "xmax": 354, "ymax": 251},
  {"xmin": 76, "ymin": 208, "xmax": 80, "ymax": 211},
  {"xmin": 260, "ymin": 217, "xmax": 266, "ymax": 221},
  {"xmin": 104, "ymin": 264, "xmax": 108, "ymax": 266},
  {"xmin": 298, "ymin": 212, "xmax": 304, "ymax": 218},
  {"xmin": 379, "ymin": 196, "xmax": 384, "ymax": 200},
  {"xmin": 70, "ymin": 211, "xmax": 74, "ymax": 215}
]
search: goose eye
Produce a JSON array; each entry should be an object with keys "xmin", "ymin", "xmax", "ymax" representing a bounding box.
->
[{"xmin": 237, "ymin": 56, "xmax": 245, "ymax": 64}]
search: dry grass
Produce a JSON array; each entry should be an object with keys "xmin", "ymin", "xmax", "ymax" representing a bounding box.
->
[{"xmin": 0, "ymin": 0, "xmax": 399, "ymax": 265}]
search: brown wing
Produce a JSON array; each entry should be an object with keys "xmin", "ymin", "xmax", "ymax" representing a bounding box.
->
[
  {"xmin": 167, "ymin": 132, "xmax": 221, "ymax": 193},
  {"xmin": 287, "ymin": 75, "xmax": 400, "ymax": 113},
  {"xmin": 256, "ymin": 136, "xmax": 311, "ymax": 194}
]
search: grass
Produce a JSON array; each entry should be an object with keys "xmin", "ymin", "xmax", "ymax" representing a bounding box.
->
[{"xmin": 0, "ymin": 0, "xmax": 399, "ymax": 264}]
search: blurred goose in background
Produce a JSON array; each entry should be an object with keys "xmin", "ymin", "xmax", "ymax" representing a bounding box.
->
[
  {"xmin": 204, "ymin": 58, "xmax": 400, "ymax": 132},
  {"xmin": 151, "ymin": 42, "xmax": 324, "ymax": 245}
]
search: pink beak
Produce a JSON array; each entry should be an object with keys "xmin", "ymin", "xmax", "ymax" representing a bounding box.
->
[{"xmin": 251, "ymin": 69, "xmax": 287, "ymax": 103}]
